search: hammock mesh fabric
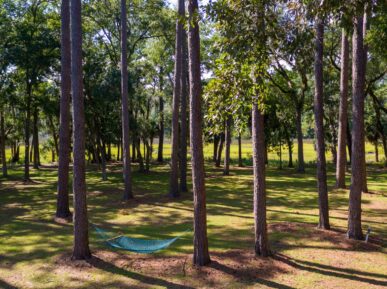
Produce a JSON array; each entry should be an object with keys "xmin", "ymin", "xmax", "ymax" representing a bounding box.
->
[{"xmin": 93, "ymin": 225, "xmax": 187, "ymax": 254}]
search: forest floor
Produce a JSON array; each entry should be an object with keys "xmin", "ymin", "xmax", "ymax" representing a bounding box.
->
[{"xmin": 1, "ymin": 143, "xmax": 386, "ymax": 289}]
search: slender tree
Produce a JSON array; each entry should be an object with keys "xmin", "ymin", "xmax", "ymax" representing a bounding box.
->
[
  {"xmin": 157, "ymin": 67, "xmax": 164, "ymax": 163},
  {"xmin": 56, "ymin": 0, "xmax": 72, "ymax": 219},
  {"xmin": 223, "ymin": 115, "xmax": 231, "ymax": 175},
  {"xmin": 0, "ymin": 110, "xmax": 7, "ymax": 177},
  {"xmin": 336, "ymin": 29, "xmax": 349, "ymax": 189},
  {"xmin": 169, "ymin": 0, "xmax": 184, "ymax": 198},
  {"xmin": 121, "ymin": 0, "xmax": 133, "ymax": 200},
  {"xmin": 180, "ymin": 24, "xmax": 189, "ymax": 193},
  {"xmin": 348, "ymin": 12, "xmax": 366, "ymax": 240},
  {"xmin": 314, "ymin": 17, "xmax": 330, "ymax": 230},
  {"xmin": 71, "ymin": 0, "xmax": 91, "ymax": 259},
  {"xmin": 188, "ymin": 0, "xmax": 210, "ymax": 266}
]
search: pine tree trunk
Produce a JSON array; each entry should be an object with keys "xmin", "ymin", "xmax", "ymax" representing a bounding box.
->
[
  {"xmin": 56, "ymin": 0, "xmax": 72, "ymax": 219},
  {"xmin": 296, "ymin": 108, "xmax": 305, "ymax": 173},
  {"xmin": 169, "ymin": 0, "xmax": 185, "ymax": 198},
  {"xmin": 0, "ymin": 110, "xmax": 7, "ymax": 177},
  {"xmin": 157, "ymin": 67, "xmax": 164, "ymax": 163},
  {"xmin": 336, "ymin": 29, "xmax": 349, "ymax": 189},
  {"xmin": 223, "ymin": 115, "xmax": 231, "ymax": 175},
  {"xmin": 121, "ymin": 0, "xmax": 133, "ymax": 200},
  {"xmin": 314, "ymin": 18, "xmax": 330, "ymax": 230},
  {"xmin": 180, "ymin": 24, "xmax": 188, "ymax": 193},
  {"xmin": 71, "ymin": 0, "xmax": 91, "ymax": 260},
  {"xmin": 374, "ymin": 142, "xmax": 379, "ymax": 162},
  {"xmin": 213, "ymin": 135, "xmax": 219, "ymax": 163},
  {"xmin": 188, "ymin": 0, "xmax": 210, "ymax": 266},
  {"xmin": 348, "ymin": 13, "xmax": 366, "ymax": 240},
  {"xmin": 252, "ymin": 102, "xmax": 270, "ymax": 257},
  {"xmin": 346, "ymin": 120, "xmax": 352, "ymax": 164}
]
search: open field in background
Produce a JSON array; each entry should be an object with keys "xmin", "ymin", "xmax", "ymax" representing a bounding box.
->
[
  {"xmin": 0, "ymin": 142, "xmax": 386, "ymax": 288},
  {"xmin": 4, "ymin": 139, "xmax": 385, "ymax": 167}
]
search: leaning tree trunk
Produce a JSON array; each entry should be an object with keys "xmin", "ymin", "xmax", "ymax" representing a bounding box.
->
[
  {"xmin": 157, "ymin": 67, "xmax": 165, "ymax": 163},
  {"xmin": 295, "ymin": 108, "xmax": 305, "ymax": 173},
  {"xmin": 216, "ymin": 133, "xmax": 225, "ymax": 167},
  {"xmin": 336, "ymin": 29, "xmax": 349, "ymax": 189},
  {"xmin": 188, "ymin": 0, "xmax": 210, "ymax": 266},
  {"xmin": 121, "ymin": 0, "xmax": 133, "ymax": 200},
  {"xmin": 56, "ymin": 0, "xmax": 72, "ymax": 219},
  {"xmin": 0, "ymin": 110, "xmax": 7, "ymax": 177},
  {"xmin": 314, "ymin": 18, "xmax": 330, "ymax": 230},
  {"xmin": 348, "ymin": 13, "xmax": 366, "ymax": 240},
  {"xmin": 223, "ymin": 115, "xmax": 232, "ymax": 175},
  {"xmin": 71, "ymin": 0, "xmax": 91, "ymax": 260},
  {"xmin": 252, "ymin": 102, "xmax": 270, "ymax": 257},
  {"xmin": 169, "ymin": 0, "xmax": 185, "ymax": 198},
  {"xmin": 180, "ymin": 24, "xmax": 189, "ymax": 193}
]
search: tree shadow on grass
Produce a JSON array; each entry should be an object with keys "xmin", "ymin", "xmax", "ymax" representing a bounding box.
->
[
  {"xmin": 0, "ymin": 279, "xmax": 19, "ymax": 289},
  {"xmin": 87, "ymin": 256, "xmax": 195, "ymax": 289},
  {"xmin": 273, "ymin": 253, "xmax": 387, "ymax": 287}
]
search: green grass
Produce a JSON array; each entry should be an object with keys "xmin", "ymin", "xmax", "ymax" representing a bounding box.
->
[{"xmin": 0, "ymin": 141, "xmax": 386, "ymax": 288}]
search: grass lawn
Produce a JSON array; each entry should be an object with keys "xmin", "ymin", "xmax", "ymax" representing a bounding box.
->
[{"xmin": 0, "ymin": 142, "xmax": 386, "ymax": 288}]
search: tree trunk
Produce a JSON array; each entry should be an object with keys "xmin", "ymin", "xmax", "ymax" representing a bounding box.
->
[
  {"xmin": 296, "ymin": 108, "xmax": 305, "ymax": 173},
  {"xmin": 314, "ymin": 18, "xmax": 330, "ymax": 230},
  {"xmin": 238, "ymin": 133, "xmax": 243, "ymax": 167},
  {"xmin": 188, "ymin": 0, "xmax": 210, "ymax": 266},
  {"xmin": 287, "ymin": 139, "xmax": 293, "ymax": 168},
  {"xmin": 216, "ymin": 133, "xmax": 224, "ymax": 167},
  {"xmin": 24, "ymin": 81, "xmax": 32, "ymax": 182},
  {"xmin": 346, "ymin": 120, "xmax": 352, "ymax": 164},
  {"xmin": 252, "ymin": 102, "xmax": 270, "ymax": 257},
  {"xmin": 71, "ymin": 0, "xmax": 91, "ymax": 260},
  {"xmin": 180, "ymin": 25, "xmax": 188, "ymax": 193},
  {"xmin": 213, "ymin": 135, "xmax": 219, "ymax": 163},
  {"xmin": 169, "ymin": 0, "xmax": 185, "ymax": 198},
  {"xmin": 56, "ymin": 0, "xmax": 72, "ymax": 219},
  {"xmin": 121, "ymin": 0, "xmax": 133, "ymax": 200},
  {"xmin": 0, "ymin": 110, "xmax": 7, "ymax": 177},
  {"xmin": 136, "ymin": 138, "xmax": 145, "ymax": 172},
  {"xmin": 348, "ymin": 13, "xmax": 366, "ymax": 240},
  {"xmin": 33, "ymin": 108, "xmax": 40, "ymax": 169},
  {"xmin": 157, "ymin": 67, "xmax": 164, "ymax": 163},
  {"xmin": 223, "ymin": 115, "xmax": 232, "ymax": 175},
  {"xmin": 336, "ymin": 29, "xmax": 349, "ymax": 189}
]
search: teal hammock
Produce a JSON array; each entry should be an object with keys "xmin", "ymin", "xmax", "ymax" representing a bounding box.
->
[{"xmin": 93, "ymin": 224, "xmax": 190, "ymax": 254}]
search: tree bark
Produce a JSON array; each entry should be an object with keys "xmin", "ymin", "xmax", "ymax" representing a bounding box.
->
[
  {"xmin": 295, "ymin": 108, "xmax": 305, "ymax": 173},
  {"xmin": 238, "ymin": 133, "xmax": 243, "ymax": 167},
  {"xmin": 223, "ymin": 115, "xmax": 232, "ymax": 175},
  {"xmin": 252, "ymin": 102, "xmax": 270, "ymax": 257},
  {"xmin": 71, "ymin": 0, "xmax": 91, "ymax": 259},
  {"xmin": 188, "ymin": 0, "xmax": 210, "ymax": 266},
  {"xmin": 348, "ymin": 13, "xmax": 366, "ymax": 240},
  {"xmin": 157, "ymin": 67, "xmax": 164, "ymax": 163},
  {"xmin": 33, "ymin": 108, "xmax": 40, "ymax": 169},
  {"xmin": 213, "ymin": 135, "xmax": 219, "ymax": 163},
  {"xmin": 121, "ymin": 0, "xmax": 133, "ymax": 200},
  {"xmin": 56, "ymin": 0, "xmax": 72, "ymax": 219},
  {"xmin": 216, "ymin": 133, "xmax": 224, "ymax": 167},
  {"xmin": 180, "ymin": 24, "xmax": 188, "ymax": 193},
  {"xmin": 336, "ymin": 29, "xmax": 349, "ymax": 189},
  {"xmin": 0, "ymin": 110, "xmax": 7, "ymax": 177},
  {"xmin": 314, "ymin": 18, "xmax": 330, "ymax": 230},
  {"xmin": 169, "ymin": 0, "xmax": 185, "ymax": 198},
  {"xmin": 24, "ymin": 81, "xmax": 32, "ymax": 182}
]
